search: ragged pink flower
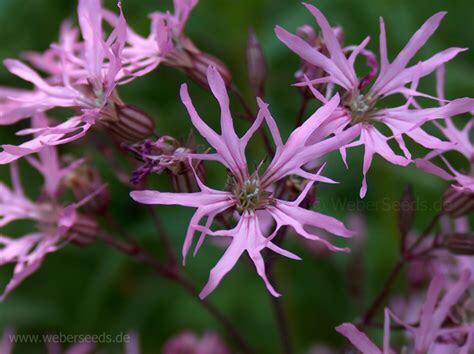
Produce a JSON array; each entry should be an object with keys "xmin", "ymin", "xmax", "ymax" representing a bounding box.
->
[
  {"xmin": 131, "ymin": 66, "xmax": 359, "ymax": 298},
  {"xmin": 104, "ymin": 0, "xmax": 231, "ymax": 88},
  {"xmin": 414, "ymin": 68, "xmax": 474, "ymax": 216},
  {"xmin": 337, "ymin": 270, "xmax": 474, "ymax": 353},
  {"xmin": 162, "ymin": 331, "xmax": 229, "ymax": 354},
  {"xmin": 0, "ymin": 328, "xmax": 14, "ymax": 354},
  {"xmin": 0, "ymin": 138, "xmax": 102, "ymax": 301},
  {"xmin": 0, "ymin": 0, "xmax": 154, "ymax": 165},
  {"xmin": 276, "ymin": 4, "xmax": 474, "ymax": 197}
]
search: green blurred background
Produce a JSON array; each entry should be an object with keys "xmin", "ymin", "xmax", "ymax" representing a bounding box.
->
[{"xmin": 0, "ymin": 0, "xmax": 473, "ymax": 353}]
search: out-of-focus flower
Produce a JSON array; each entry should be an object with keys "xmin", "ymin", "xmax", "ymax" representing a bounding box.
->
[
  {"xmin": 104, "ymin": 0, "xmax": 231, "ymax": 89},
  {"xmin": 63, "ymin": 161, "xmax": 109, "ymax": 214},
  {"xmin": 415, "ymin": 67, "xmax": 474, "ymax": 214},
  {"xmin": 46, "ymin": 341, "xmax": 96, "ymax": 354},
  {"xmin": 0, "ymin": 136, "xmax": 103, "ymax": 300},
  {"xmin": 0, "ymin": 328, "xmax": 14, "ymax": 354},
  {"xmin": 162, "ymin": 331, "xmax": 229, "ymax": 354},
  {"xmin": 131, "ymin": 66, "xmax": 359, "ymax": 298},
  {"xmin": 338, "ymin": 270, "xmax": 474, "ymax": 353},
  {"xmin": 276, "ymin": 4, "xmax": 474, "ymax": 197},
  {"xmin": 306, "ymin": 345, "xmax": 338, "ymax": 354},
  {"xmin": 0, "ymin": 0, "xmax": 155, "ymax": 165},
  {"xmin": 336, "ymin": 309, "xmax": 393, "ymax": 354}
]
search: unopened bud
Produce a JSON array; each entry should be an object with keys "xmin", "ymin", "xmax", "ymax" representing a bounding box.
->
[
  {"xmin": 246, "ymin": 28, "xmax": 267, "ymax": 97},
  {"xmin": 443, "ymin": 186, "xmax": 474, "ymax": 217},
  {"xmin": 295, "ymin": 25, "xmax": 344, "ymax": 99},
  {"xmin": 164, "ymin": 36, "xmax": 232, "ymax": 90},
  {"xmin": 99, "ymin": 103, "xmax": 155, "ymax": 143},
  {"xmin": 444, "ymin": 233, "xmax": 474, "ymax": 255},
  {"xmin": 64, "ymin": 164, "xmax": 109, "ymax": 213},
  {"xmin": 284, "ymin": 176, "xmax": 316, "ymax": 208},
  {"xmin": 70, "ymin": 214, "xmax": 101, "ymax": 247}
]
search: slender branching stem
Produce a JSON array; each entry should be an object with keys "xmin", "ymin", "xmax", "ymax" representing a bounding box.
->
[{"xmin": 101, "ymin": 233, "xmax": 257, "ymax": 354}]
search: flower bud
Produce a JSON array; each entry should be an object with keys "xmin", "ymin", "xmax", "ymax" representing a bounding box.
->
[
  {"xmin": 295, "ymin": 25, "xmax": 344, "ymax": 99},
  {"xmin": 246, "ymin": 28, "xmax": 267, "ymax": 97},
  {"xmin": 164, "ymin": 36, "xmax": 232, "ymax": 89},
  {"xmin": 444, "ymin": 233, "xmax": 474, "ymax": 255},
  {"xmin": 99, "ymin": 103, "xmax": 155, "ymax": 143},
  {"xmin": 64, "ymin": 164, "xmax": 109, "ymax": 214},
  {"xmin": 69, "ymin": 213, "xmax": 101, "ymax": 247},
  {"xmin": 284, "ymin": 175, "xmax": 316, "ymax": 208},
  {"xmin": 442, "ymin": 186, "xmax": 474, "ymax": 217}
]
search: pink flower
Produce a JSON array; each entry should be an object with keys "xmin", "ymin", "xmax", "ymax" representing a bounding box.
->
[
  {"xmin": 103, "ymin": 0, "xmax": 197, "ymax": 77},
  {"xmin": 103, "ymin": 0, "xmax": 231, "ymax": 88},
  {"xmin": 336, "ymin": 309, "xmax": 393, "ymax": 354},
  {"xmin": 337, "ymin": 270, "xmax": 473, "ymax": 353},
  {"xmin": 0, "ymin": 134, "xmax": 102, "ymax": 301},
  {"xmin": 0, "ymin": 0, "xmax": 154, "ymax": 164},
  {"xmin": 0, "ymin": 328, "xmax": 14, "ymax": 354},
  {"xmin": 276, "ymin": 4, "xmax": 474, "ymax": 197},
  {"xmin": 415, "ymin": 67, "xmax": 474, "ymax": 195},
  {"xmin": 162, "ymin": 331, "xmax": 229, "ymax": 354},
  {"xmin": 131, "ymin": 66, "xmax": 359, "ymax": 298}
]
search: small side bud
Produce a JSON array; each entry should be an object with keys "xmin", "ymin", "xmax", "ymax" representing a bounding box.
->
[
  {"xmin": 98, "ymin": 102, "xmax": 155, "ymax": 143},
  {"xmin": 64, "ymin": 164, "xmax": 109, "ymax": 214},
  {"xmin": 164, "ymin": 36, "xmax": 232, "ymax": 90},
  {"xmin": 444, "ymin": 233, "xmax": 474, "ymax": 255},
  {"xmin": 443, "ymin": 186, "xmax": 474, "ymax": 217},
  {"xmin": 246, "ymin": 28, "xmax": 267, "ymax": 97},
  {"xmin": 295, "ymin": 25, "xmax": 344, "ymax": 99}
]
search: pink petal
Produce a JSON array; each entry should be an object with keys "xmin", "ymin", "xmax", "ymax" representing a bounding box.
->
[{"xmin": 336, "ymin": 323, "xmax": 382, "ymax": 354}]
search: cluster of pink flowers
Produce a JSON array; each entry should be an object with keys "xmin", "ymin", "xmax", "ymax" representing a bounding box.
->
[{"xmin": 1, "ymin": 0, "xmax": 473, "ymax": 352}]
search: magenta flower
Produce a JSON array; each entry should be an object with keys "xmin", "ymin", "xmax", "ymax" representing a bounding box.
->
[
  {"xmin": 131, "ymin": 66, "xmax": 359, "ymax": 298},
  {"xmin": 0, "ymin": 123, "xmax": 102, "ymax": 301},
  {"xmin": 104, "ymin": 0, "xmax": 231, "ymax": 88},
  {"xmin": 276, "ymin": 4, "xmax": 474, "ymax": 197},
  {"xmin": 415, "ymin": 68, "xmax": 474, "ymax": 195},
  {"xmin": 0, "ymin": 0, "xmax": 154, "ymax": 164},
  {"xmin": 103, "ymin": 0, "xmax": 197, "ymax": 77},
  {"xmin": 337, "ymin": 270, "xmax": 473, "ymax": 353},
  {"xmin": 162, "ymin": 331, "xmax": 229, "ymax": 354}
]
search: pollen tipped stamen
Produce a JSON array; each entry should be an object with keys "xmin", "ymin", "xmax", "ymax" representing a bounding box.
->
[
  {"xmin": 231, "ymin": 175, "xmax": 273, "ymax": 212},
  {"xmin": 344, "ymin": 91, "xmax": 376, "ymax": 124}
]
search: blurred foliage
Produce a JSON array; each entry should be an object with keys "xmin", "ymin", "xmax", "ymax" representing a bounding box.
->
[{"xmin": 0, "ymin": 0, "xmax": 473, "ymax": 353}]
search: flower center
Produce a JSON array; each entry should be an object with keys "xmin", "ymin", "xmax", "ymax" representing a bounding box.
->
[
  {"xmin": 344, "ymin": 92, "xmax": 375, "ymax": 124},
  {"xmin": 231, "ymin": 176, "xmax": 272, "ymax": 212}
]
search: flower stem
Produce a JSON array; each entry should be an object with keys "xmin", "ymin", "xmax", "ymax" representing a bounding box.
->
[
  {"xmin": 266, "ymin": 228, "xmax": 293, "ymax": 354},
  {"xmin": 146, "ymin": 205, "xmax": 177, "ymax": 266},
  {"xmin": 268, "ymin": 264, "xmax": 293, "ymax": 354},
  {"xmin": 360, "ymin": 212, "xmax": 442, "ymax": 328},
  {"xmin": 294, "ymin": 97, "xmax": 309, "ymax": 127},
  {"xmin": 101, "ymin": 233, "xmax": 257, "ymax": 354}
]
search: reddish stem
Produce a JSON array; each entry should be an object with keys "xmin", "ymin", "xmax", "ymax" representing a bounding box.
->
[{"xmin": 101, "ymin": 233, "xmax": 257, "ymax": 354}]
